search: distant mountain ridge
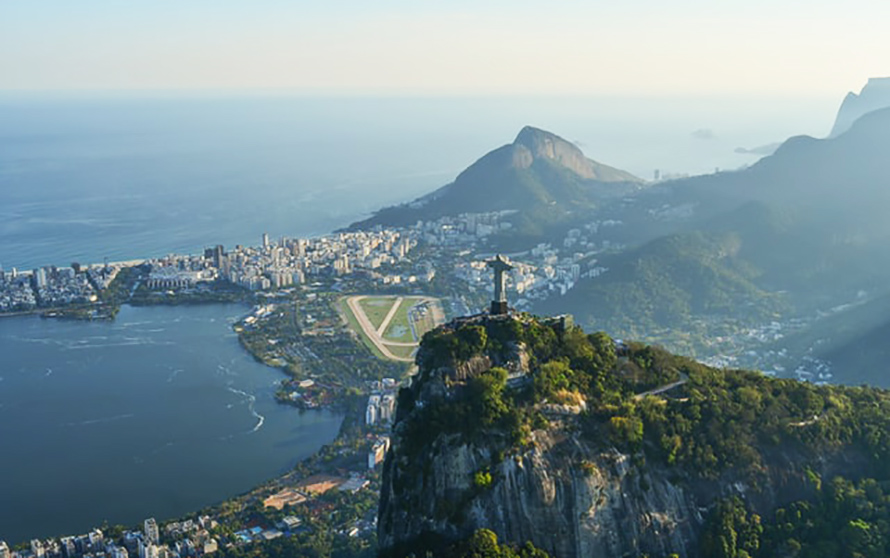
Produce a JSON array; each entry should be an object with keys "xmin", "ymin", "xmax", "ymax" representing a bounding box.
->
[
  {"xmin": 539, "ymin": 106, "xmax": 890, "ymax": 363},
  {"xmin": 348, "ymin": 126, "xmax": 642, "ymax": 237},
  {"xmin": 829, "ymin": 77, "xmax": 890, "ymax": 137}
]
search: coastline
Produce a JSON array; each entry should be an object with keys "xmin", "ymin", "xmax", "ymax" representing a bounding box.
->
[
  {"xmin": 0, "ymin": 302, "xmax": 348, "ymax": 545},
  {"xmin": 0, "ymin": 289, "xmax": 398, "ymax": 555},
  {"xmin": 0, "ymin": 213, "xmax": 438, "ymax": 553}
]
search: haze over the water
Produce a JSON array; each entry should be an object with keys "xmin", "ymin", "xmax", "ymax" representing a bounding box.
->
[
  {"xmin": 3, "ymin": 0, "xmax": 888, "ymax": 96},
  {"xmin": 0, "ymin": 94, "xmax": 836, "ymax": 271}
]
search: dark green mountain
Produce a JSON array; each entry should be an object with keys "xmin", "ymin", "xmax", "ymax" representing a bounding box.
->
[
  {"xmin": 349, "ymin": 126, "xmax": 642, "ymax": 241},
  {"xmin": 379, "ymin": 313, "xmax": 890, "ymax": 558},
  {"xmin": 538, "ymin": 226, "xmax": 786, "ymax": 342},
  {"xmin": 540, "ymin": 107, "xmax": 890, "ymax": 354}
]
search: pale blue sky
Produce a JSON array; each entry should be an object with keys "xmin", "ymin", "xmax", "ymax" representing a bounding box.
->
[{"xmin": 1, "ymin": 0, "xmax": 888, "ymax": 95}]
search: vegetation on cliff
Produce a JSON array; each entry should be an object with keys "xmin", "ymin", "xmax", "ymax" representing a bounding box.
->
[
  {"xmin": 446, "ymin": 529, "xmax": 550, "ymax": 558},
  {"xmin": 405, "ymin": 315, "xmax": 890, "ymax": 479},
  {"xmin": 383, "ymin": 314, "xmax": 890, "ymax": 557},
  {"xmin": 702, "ymin": 477, "xmax": 890, "ymax": 558}
]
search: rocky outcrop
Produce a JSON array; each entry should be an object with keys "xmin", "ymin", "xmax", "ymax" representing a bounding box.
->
[
  {"xmin": 829, "ymin": 77, "xmax": 890, "ymax": 137},
  {"xmin": 377, "ymin": 315, "xmax": 868, "ymax": 558},
  {"xmin": 378, "ymin": 315, "xmax": 706, "ymax": 557},
  {"xmin": 379, "ymin": 425, "xmax": 703, "ymax": 558},
  {"xmin": 512, "ymin": 126, "xmax": 639, "ymax": 183}
]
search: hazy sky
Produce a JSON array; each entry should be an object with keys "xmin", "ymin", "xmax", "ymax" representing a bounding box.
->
[{"xmin": 2, "ymin": 0, "xmax": 888, "ymax": 95}]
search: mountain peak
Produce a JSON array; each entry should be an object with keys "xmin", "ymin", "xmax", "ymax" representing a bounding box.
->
[
  {"xmin": 829, "ymin": 77, "xmax": 890, "ymax": 137},
  {"xmin": 866, "ymin": 77, "xmax": 890, "ymax": 89},
  {"xmin": 514, "ymin": 125, "xmax": 582, "ymax": 156},
  {"xmin": 513, "ymin": 125, "xmax": 572, "ymax": 148},
  {"xmin": 346, "ymin": 126, "xmax": 642, "ymax": 238},
  {"xmin": 511, "ymin": 126, "xmax": 597, "ymax": 180}
]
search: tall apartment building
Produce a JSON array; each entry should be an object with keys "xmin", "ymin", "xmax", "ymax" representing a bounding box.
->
[{"xmin": 144, "ymin": 518, "xmax": 159, "ymax": 545}]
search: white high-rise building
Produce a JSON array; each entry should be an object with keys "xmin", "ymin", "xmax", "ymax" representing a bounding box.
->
[
  {"xmin": 88, "ymin": 529, "xmax": 104, "ymax": 551},
  {"xmin": 34, "ymin": 267, "xmax": 48, "ymax": 289},
  {"xmin": 144, "ymin": 518, "xmax": 159, "ymax": 545}
]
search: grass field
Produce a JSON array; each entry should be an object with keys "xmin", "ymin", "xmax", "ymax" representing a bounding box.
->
[
  {"xmin": 358, "ymin": 296, "xmax": 399, "ymax": 331},
  {"xmin": 339, "ymin": 298, "xmax": 386, "ymax": 359},
  {"xmin": 382, "ymin": 298, "xmax": 415, "ymax": 342},
  {"xmin": 341, "ymin": 295, "xmax": 445, "ymax": 362},
  {"xmin": 387, "ymin": 344, "xmax": 418, "ymax": 360}
]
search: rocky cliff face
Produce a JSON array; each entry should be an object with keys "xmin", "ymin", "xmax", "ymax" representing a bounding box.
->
[
  {"xmin": 379, "ymin": 423, "xmax": 703, "ymax": 558},
  {"xmin": 377, "ymin": 314, "xmax": 874, "ymax": 558},
  {"xmin": 829, "ymin": 77, "xmax": 890, "ymax": 137},
  {"xmin": 512, "ymin": 126, "xmax": 640, "ymax": 183}
]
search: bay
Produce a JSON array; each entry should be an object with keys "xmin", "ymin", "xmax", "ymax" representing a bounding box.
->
[{"xmin": 0, "ymin": 303, "xmax": 342, "ymax": 544}]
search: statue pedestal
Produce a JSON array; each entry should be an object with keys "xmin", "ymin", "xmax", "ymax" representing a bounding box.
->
[{"xmin": 490, "ymin": 301, "xmax": 508, "ymax": 315}]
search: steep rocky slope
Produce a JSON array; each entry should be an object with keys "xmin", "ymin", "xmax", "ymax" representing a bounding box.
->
[{"xmin": 378, "ymin": 314, "xmax": 890, "ymax": 558}]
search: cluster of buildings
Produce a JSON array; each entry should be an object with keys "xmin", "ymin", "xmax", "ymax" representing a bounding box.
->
[
  {"xmin": 367, "ymin": 213, "xmax": 623, "ymax": 310},
  {"xmin": 144, "ymin": 254, "xmax": 216, "ymax": 290},
  {"xmin": 31, "ymin": 267, "xmax": 97, "ymax": 307},
  {"xmin": 142, "ymin": 228, "xmax": 427, "ymax": 294},
  {"xmin": 364, "ymin": 379, "xmax": 398, "ymax": 470},
  {"xmin": 407, "ymin": 211, "xmax": 516, "ymax": 246},
  {"xmin": 0, "ymin": 269, "xmax": 37, "ymax": 311},
  {"xmin": 260, "ymin": 475, "xmax": 376, "ymax": 539},
  {"xmin": 0, "ymin": 263, "xmax": 122, "ymax": 312},
  {"xmin": 1, "ymin": 518, "xmax": 218, "ymax": 558},
  {"xmin": 364, "ymin": 378, "xmax": 398, "ymax": 427},
  {"xmin": 263, "ymin": 474, "xmax": 370, "ymax": 512},
  {"xmin": 453, "ymin": 236, "xmax": 616, "ymax": 311},
  {"xmin": 1, "ymin": 205, "xmax": 627, "ymax": 317},
  {"xmin": 207, "ymin": 230, "xmax": 420, "ymax": 291}
]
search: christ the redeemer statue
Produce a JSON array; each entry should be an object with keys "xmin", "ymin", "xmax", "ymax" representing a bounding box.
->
[{"xmin": 487, "ymin": 254, "xmax": 513, "ymax": 315}]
